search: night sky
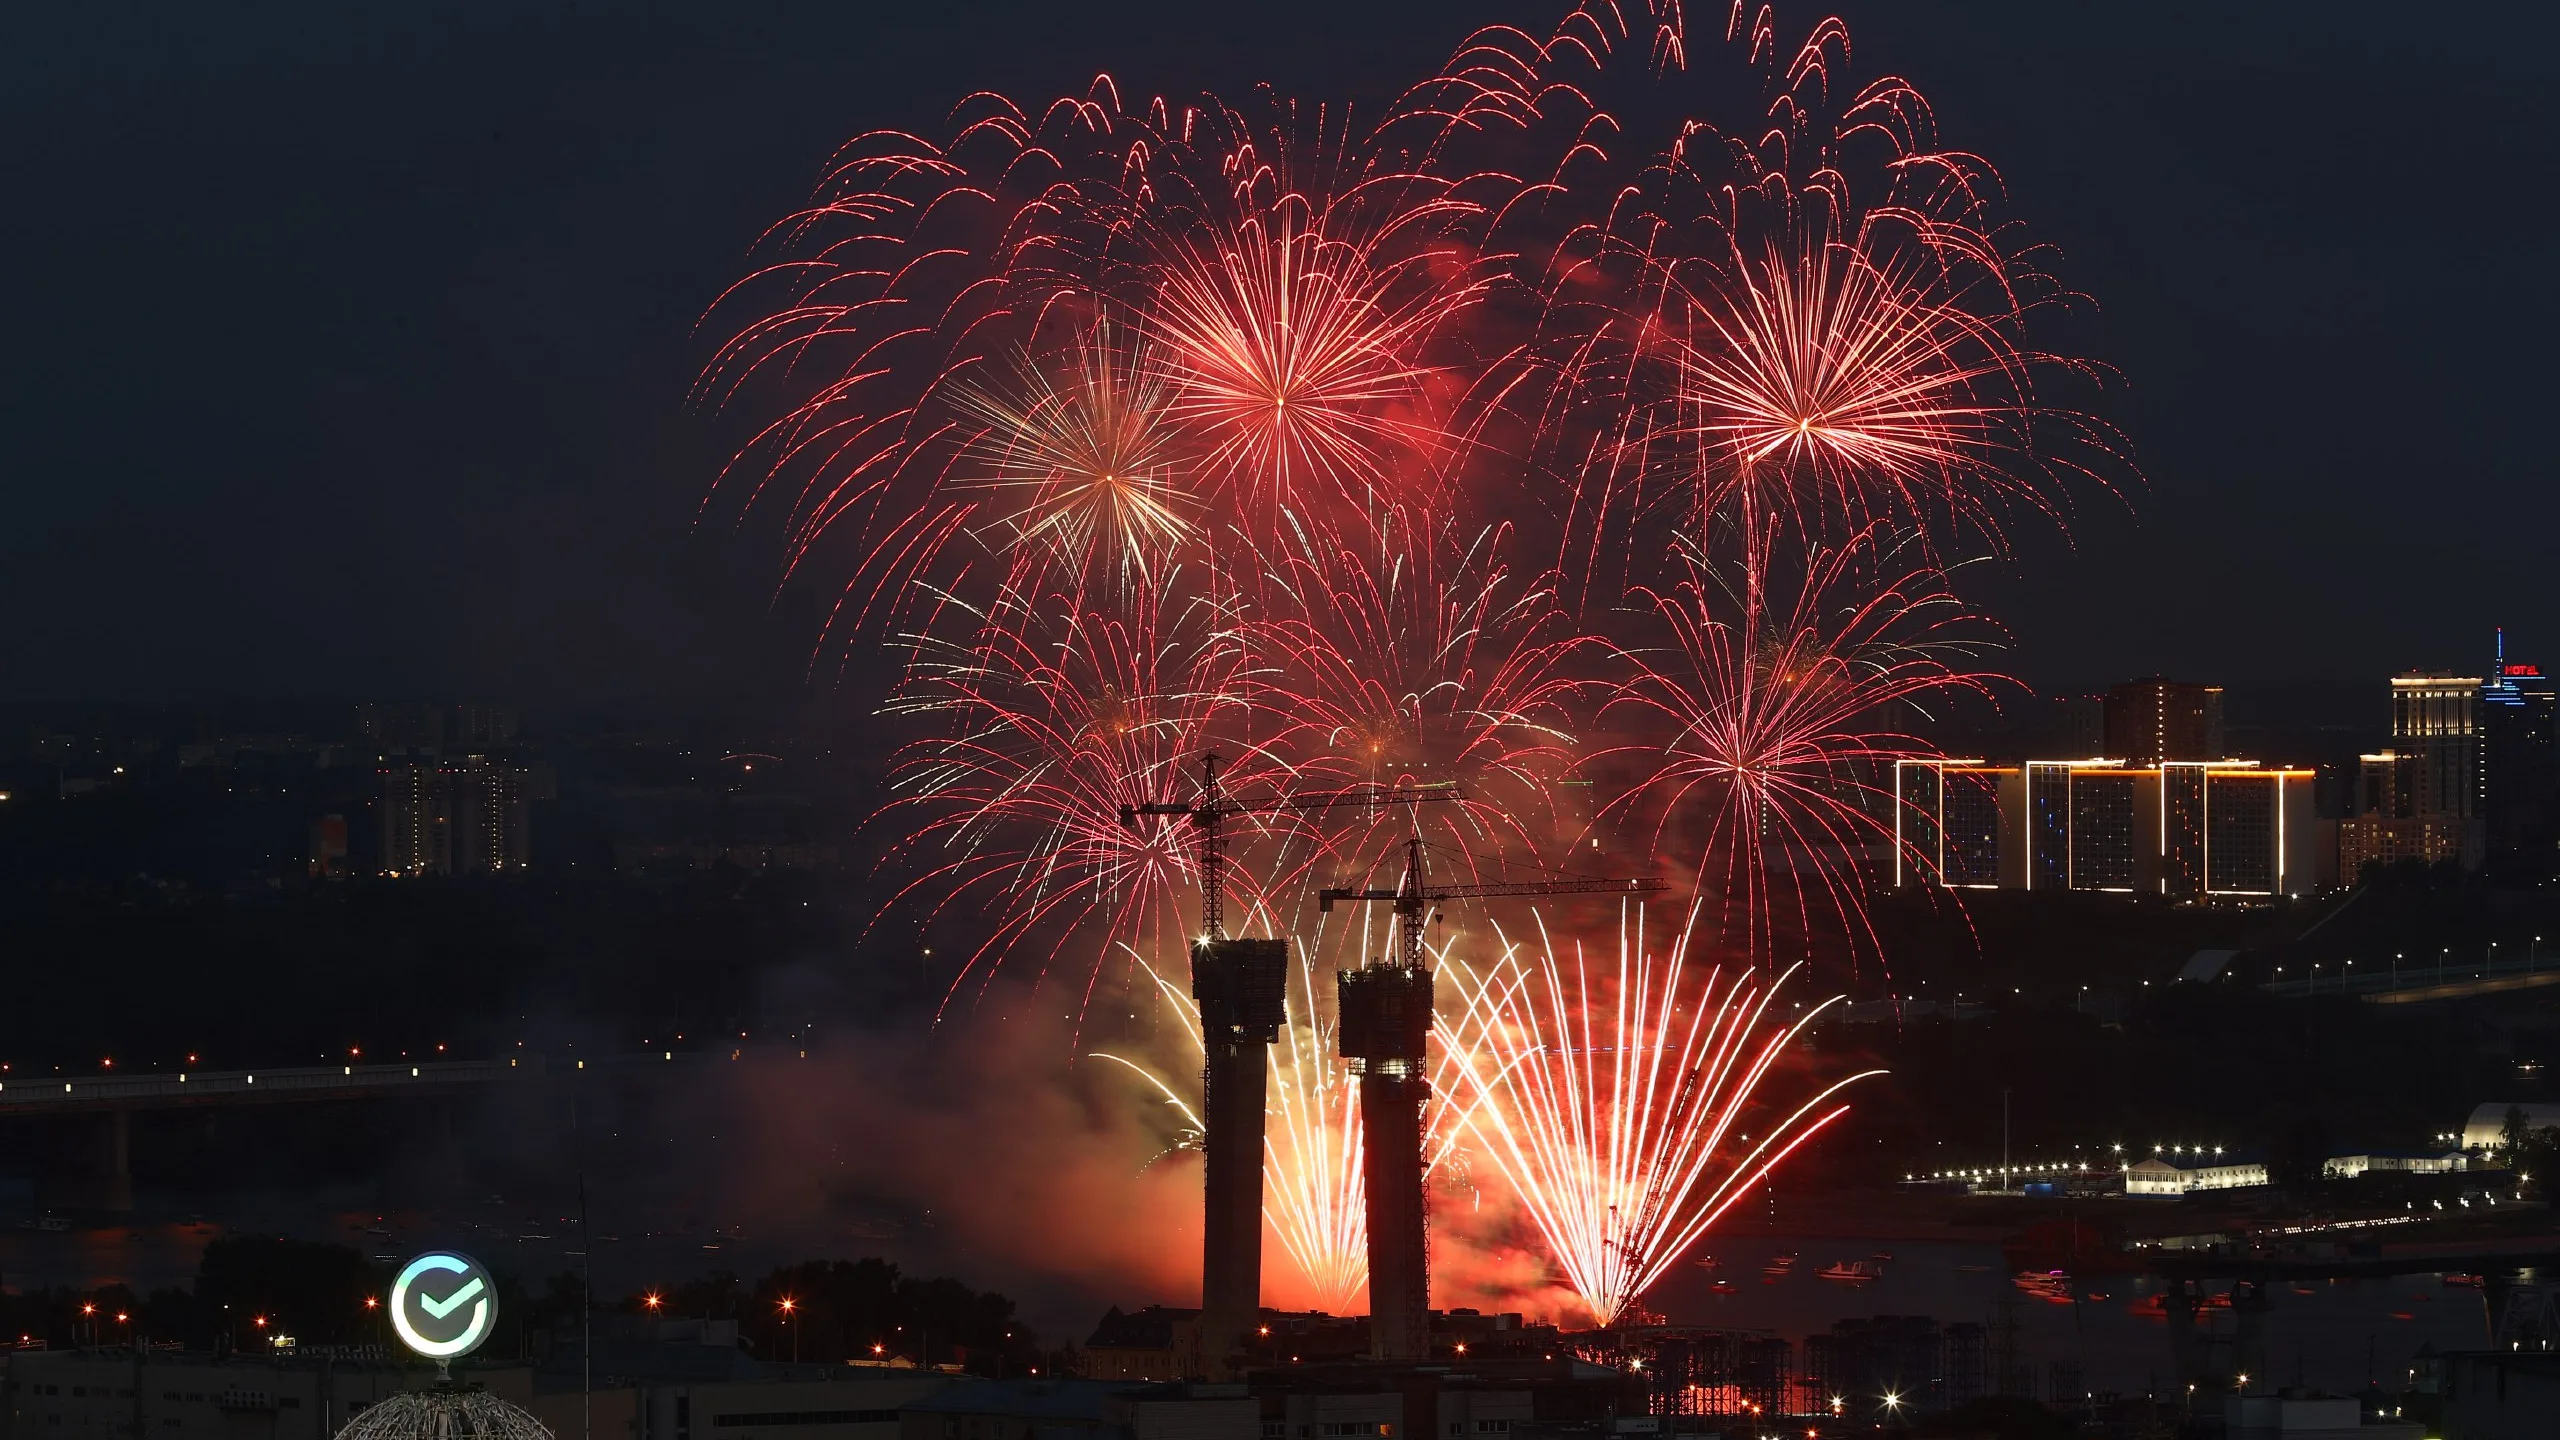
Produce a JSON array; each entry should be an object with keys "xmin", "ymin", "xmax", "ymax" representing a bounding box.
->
[{"xmin": 6, "ymin": 1, "xmax": 2553, "ymax": 715}]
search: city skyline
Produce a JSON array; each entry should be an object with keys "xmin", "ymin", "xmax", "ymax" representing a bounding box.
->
[{"xmin": 6, "ymin": 3, "xmax": 2560, "ymax": 1435}]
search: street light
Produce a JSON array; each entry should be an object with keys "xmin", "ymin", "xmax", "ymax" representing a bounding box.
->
[{"xmin": 777, "ymin": 1297, "xmax": 800, "ymax": 1364}]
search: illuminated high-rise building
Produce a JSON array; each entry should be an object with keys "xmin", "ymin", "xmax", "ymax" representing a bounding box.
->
[
  {"xmin": 1895, "ymin": 756, "xmax": 2313, "ymax": 898},
  {"xmin": 2102, "ymin": 678, "xmax": 2224, "ymax": 764},
  {"xmin": 2390, "ymin": 672, "xmax": 2480, "ymax": 819},
  {"xmin": 2337, "ymin": 667, "xmax": 2491, "ymax": 874},
  {"xmin": 452, "ymin": 754, "xmax": 531, "ymax": 872},
  {"xmin": 381, "ymin": 762, "xmax": 453, "ymax": 876},
  {"xmin": 1895, "ymin": 761, "xmax": 2013, "ymax": 887}
]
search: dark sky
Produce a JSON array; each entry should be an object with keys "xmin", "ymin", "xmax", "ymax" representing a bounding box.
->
[{"xmin": 4, "ymin": 1, "xmax": 2553, "ymax": 718}]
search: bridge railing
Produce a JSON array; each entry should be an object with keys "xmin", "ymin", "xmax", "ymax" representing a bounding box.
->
[{"xmin": 0, "ymin": 1058, "xmax": 527, "ymax": 1108}]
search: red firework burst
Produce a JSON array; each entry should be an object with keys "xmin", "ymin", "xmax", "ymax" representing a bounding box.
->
[
  {"xmin": 875, "ymin": 576, "xmax": 1305, "ymax": 1016},
  {"xmin": 1592, "ymin": 521, "xmax": 2009, "ymax": 964},
  {"xmin": 1248, "ymin": 504, "xmax": 1594, "ymax": 864},
  {"xmin": 1661, "ymin": 228, "xmax": 2059, "ymax": 542},
  {"xmin": 1142, "ymin": 187, "xmax": 1486, "ymax": 523}
]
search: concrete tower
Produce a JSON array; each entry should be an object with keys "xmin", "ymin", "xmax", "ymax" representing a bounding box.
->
[
  {"xmin": 1338, "ymin": 961, "xmax": 1434, "ymax": 1362},
  {"xmin": 1193, "ymin": 936, "xmax": 1288, "ymax": 1371}
]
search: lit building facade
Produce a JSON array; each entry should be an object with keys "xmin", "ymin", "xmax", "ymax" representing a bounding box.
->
[
  {"xmin": 381, "ymin": 762, "xmax": 453, "ymax": 876},
  {"xmin": 2391, "ymin": 672, "xmax": 2482, "ymax": 819},
  {"xmin": 2122, "ymin": 1154, "xmax": 2268, "ymax": 1196},
  {"xmin": 1895, "ymin": 757, "xmax": 2315, "ymax": 899},
  {"xmin": 382, "ymin": 757, "xmax": 531, "ymax": 875},
  {"xmin": 2337, "ymin": 670, "xmax": 2488, "ymax": 873},
  {"xmin": 453, "ymin": 754, "xmax": 532, "ymax": 872}
]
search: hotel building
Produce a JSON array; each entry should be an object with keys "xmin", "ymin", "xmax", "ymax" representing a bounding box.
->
[{"xmin": 2337, "ymin": 669, "xmax": 2490, "ymax": 873}]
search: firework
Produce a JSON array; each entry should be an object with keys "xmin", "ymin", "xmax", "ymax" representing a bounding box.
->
[
  {"xmin": 1143, "ymin": 190, "xmax": 1483, "ymax": 522},
  {"xmin": 874, "ymin": 577, "xmax": 1304, "ymax": 1016},
  {"xmin": 948, "ymin": 317, "xmax": 1196, "ymax": 594},
  {"xmin": 691, "ymin": 91, "xmax": 1144, "ymax": 646},
  {"xmin": 1593, "ymin": 521, "xmax": 2007, "ymax": 963},
  {"xmin": 699, "ymin": 0, "xmax": 2133, "ymax": 1323},
  {"xmin": 1662, "ymin": 231, "xmax": 2049, "ymax": 543},
  {"xmin": 1452, "ymin": 1, "xmax": 2128, "ymax": 598},
  {"xmin": 1249, "ymin": 505, "xmax": 1594, "ymax": 861},
  {"xmin": 1437, "ymin": 905, "xmax": 1883, "ymax": 1326}
]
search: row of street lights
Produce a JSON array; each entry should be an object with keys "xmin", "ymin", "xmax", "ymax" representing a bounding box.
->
[{"xmin": 2288, "ymin": 935, "xmax": 2549, "ymax": 994}]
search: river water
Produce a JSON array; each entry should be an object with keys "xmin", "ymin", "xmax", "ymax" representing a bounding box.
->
[{"xmin": 1646, "ymin": 1233, "xmax": 2495, "ymax": 1399}]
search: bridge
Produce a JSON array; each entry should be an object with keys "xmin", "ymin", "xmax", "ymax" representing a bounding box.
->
[
  {"xmin": 2138, "ymin": 1233, "xmax": 2560, "ymax": 1384},
  {"xmin": 0, "ymin": 1058, "xmax": 526, "ymax": 1118},
  {"xmin": 2262, "ymin": 947, "xmax": 2560, "ymax": 1002},
  {"xmin": 2149, "ymin": 1233, "xmax": 2560, "ymax": 1282},
  {"xmin": 0, "ymin": 1052, "xmax": 716, "ymax": 1214}
]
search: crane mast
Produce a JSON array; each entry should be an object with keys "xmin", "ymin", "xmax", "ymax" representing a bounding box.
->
[
  {"xmin": 1319, "ymin": 835, "xmax": 1670, "ymax": 969},
  {"xmin": 1121, "ymin": 754, "xmax": 1461, "ymax": 940}
]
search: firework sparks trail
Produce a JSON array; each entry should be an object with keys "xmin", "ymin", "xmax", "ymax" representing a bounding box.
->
[
  {"xmin": 875, "ymin": 577, "xmax": 1316, "ymax": 1019},
  {"xmin": 696, "ymin": 81, "xmax": 1523, "ymax": 653},
  {"xmin": 1592, "ymin": 521, "xmax": 2009, "ymax": 964},
  {"xmin": 1454, "ymin": 1, "xmax": 2130, "ymax": 601},
  {"xmin": 690, "ymin": 87, "xmax": 1148, "ymax": 648},
  {"xmin": 1436, "ymin": 905, "xmax": 1884, "ymax": 1327},
  {"xmin": 1248, "ymin": 504, "xmax": 1596, "ymax": 860},
  {"xmin": 1663, "ymin": 231, "xmax": 2054, "ymax": 543}
]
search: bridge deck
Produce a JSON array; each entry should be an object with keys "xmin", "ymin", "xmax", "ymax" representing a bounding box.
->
[{"xmin": 0, "ymin": 1053, "xmax": 717, "ymax": 1117}]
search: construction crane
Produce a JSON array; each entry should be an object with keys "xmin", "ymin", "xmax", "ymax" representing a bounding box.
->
[
  {"xmin": 1318, "ymin": 835, "xmax": 1670, "ymax": 969},
  {"xmin": 1119, "ymin": 753, "xmax": 1462, "ymax": 940}
]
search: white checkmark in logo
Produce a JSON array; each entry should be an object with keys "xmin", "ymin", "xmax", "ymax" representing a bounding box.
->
[
  {"xmin": 417, "ymin": 1276, "xmax": 485, "ymax": 1321},
  {"xmin": 391, "ymin": 1252, "xmax": 497, "ymax": 1360}
]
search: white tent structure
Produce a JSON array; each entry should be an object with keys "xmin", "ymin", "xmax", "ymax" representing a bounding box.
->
[{"xmin": 2463, "ymin": 1102, "xmax": 2560, "ymax": 1150}]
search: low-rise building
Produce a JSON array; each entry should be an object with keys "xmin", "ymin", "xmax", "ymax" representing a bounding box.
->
[
  {"xmin": 1, "ymin": 1347, "xmax": 526, "ymax": 1440},
  {"xmin": 2462, "ymin": 1103, "xmax": 2560, "ymax": 1151},
  {"xmin": 2323, "ymin": 1150, "xmax": 2469, "ymax": 1179},
  {"xmin": 1081, "ymin": 1309, "xmax": 1200, "ymax": 1385},
  {"xmin": 2124, "ymin": 1154, "xmax": 2269, "ymax": 1196},
  {"xmin": 2223, "ymin": 1389, "xmax": 2421, "ymax": 1440}
]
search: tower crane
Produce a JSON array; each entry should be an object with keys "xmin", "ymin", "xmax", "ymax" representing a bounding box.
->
[
  {"xmin": 1318, "ymin": 834, "xmax": 1669, "ymax": 969},
  {"xmin": 1120, "ymin": 753, "xmax": 1462, "ymax": 940},
  {"xmin": 1115, "ymin": 753, "xmax": 1459, "ymax": 1376}
]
